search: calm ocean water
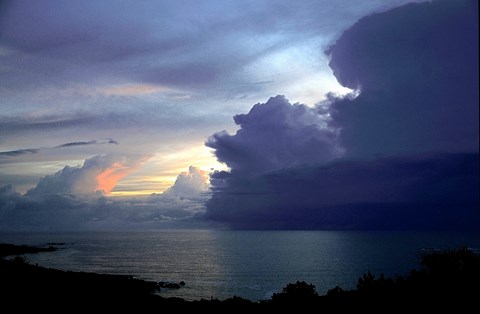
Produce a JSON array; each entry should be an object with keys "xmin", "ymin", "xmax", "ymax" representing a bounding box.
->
[{"xmin": 1, "ymin": 230, "xmax": 479, "ymax": 301}]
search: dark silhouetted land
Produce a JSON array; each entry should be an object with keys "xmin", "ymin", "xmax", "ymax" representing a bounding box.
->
[{"xmin": 1, "ymin": 243, "xmax": 478, "ymax": 310}]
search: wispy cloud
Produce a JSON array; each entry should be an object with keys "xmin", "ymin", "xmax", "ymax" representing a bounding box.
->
[
  {"xmin": 56, "ymin": 140, "xmax": 97, "ymax": 148},
  {"xmin": 106, "ymin": 138, "xmax": 119, "ymax": 145},
  {"xmin": 0, "ymin": 148, "xmax": 40, "ymax": 157},
  {"xmin": 0, "ymin": 114, "xmax": 96, "ymax": 133},
  {"xmin": 0, "ymin": 0, "xmax": 414, "ymax": 104},
  {"xmin": 99, "ymin": 84, "xmax": 179, "ymax": 96},
  {"xmin": 56, "ymin": 139, "xmax": 119, "ymax": 148},
  {"xmin": 0, "ymin": 139, "xmax": 119, "ymax": 159}
]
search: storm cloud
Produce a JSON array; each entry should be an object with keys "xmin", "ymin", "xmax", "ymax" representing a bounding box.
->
[
  {"xmin": 206, "ymin": 0, "xmax": 479, "ymax": 230},
  {"xmin": 206, "ymin": 95, "xmax": 342, "ymax": 174},
  {"xmin": 327, "ymin": 0, "xmax": 478, "ymax": 158},
  {"xmin": 207, "ymin": 153, "xmax": 479, "ymax": 229}
]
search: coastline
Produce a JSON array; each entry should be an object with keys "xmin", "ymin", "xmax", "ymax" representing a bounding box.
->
[{"xmin": 1, "ymin": 243, "xmax": 479, "ymax": 309}]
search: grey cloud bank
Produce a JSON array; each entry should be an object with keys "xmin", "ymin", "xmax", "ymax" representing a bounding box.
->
[
  {"xmin": 207, "ymin": 152, "xmax": 478, "ymax": 229},
  {"xmin": 206, "ymin": 0, "xmax": 479, "ymax": 230},
  {"xmin": 0, "ymin": 158, "xmax": 209, "ymax": 231}
]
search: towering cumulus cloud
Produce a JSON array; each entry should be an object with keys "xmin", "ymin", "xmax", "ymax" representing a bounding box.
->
[
  {"xmin": 206, "ymin": 0, "xmax": 479, "ymax": 230},
  {"xmin": 164, "ymin": 166, "xmax": 209, "ymax": 196},
  {"xmin": 206, "ymin": 95, "xmax": 341, "ymax": 174},
  {"xmin": 26, "ymin": 154, "xmax": 148, "ymax": 197},
  {"xmin": 0, "ymin": 155, "xmax": 209, "ymax": 230},
  {"xmin": 0, "ymin": 154, "xmax": 148, "ymax": 230},
  {"xmin": 327, "ymin": 0, "xmax": 478, "ymax": 158}
]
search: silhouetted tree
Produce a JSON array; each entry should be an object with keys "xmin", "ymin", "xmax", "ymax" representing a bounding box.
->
[{"xmin": 271, "ymin": 281, "xmax": 318, "ymax": 304}]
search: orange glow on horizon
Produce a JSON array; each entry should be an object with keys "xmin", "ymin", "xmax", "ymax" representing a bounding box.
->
[
  {"xmin": 96, "ymin": 162, "xmax": 140, "ymax": 194},
  {"xmin": 94, "ymin": 145, "xmax": 225, "ymax": 196}
]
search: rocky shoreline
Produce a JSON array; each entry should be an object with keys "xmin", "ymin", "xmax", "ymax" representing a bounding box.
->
[{"xmin": 1, "ymin": 243, "xmax": 478, "ymax": 310}]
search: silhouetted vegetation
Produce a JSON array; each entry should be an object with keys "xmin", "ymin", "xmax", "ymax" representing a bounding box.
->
[
  {"xmin": 1, "ymin": 243, "xmax": 479, "ymax": 310},
  {"xmin": 271, "ymin": 281, "xmax": 318, "ymax": 304},
  {"xmin": 317, "ymin": 247, "xmax": 480, "ymax": 311}
]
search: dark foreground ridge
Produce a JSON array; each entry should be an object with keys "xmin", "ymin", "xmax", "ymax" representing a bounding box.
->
[
  {"xmin": 0, "ymin": 243, "xmax": 57, "ymax": 256},
  {"xmin": 1, "ymin": 244, "xmax": 479, "ymax": 310}
]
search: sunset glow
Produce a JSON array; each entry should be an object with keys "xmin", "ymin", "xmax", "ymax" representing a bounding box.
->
[
  {"xmin": 0, "ymin": 0, "xmax": 477, "ymax": 307},
  {"xmin": 0, "ymin": 0, "xmax": 477, "ymax": 232},
  {"xmin": 96, "ymin": 162, "xmax": 142, "ymax": 194}
]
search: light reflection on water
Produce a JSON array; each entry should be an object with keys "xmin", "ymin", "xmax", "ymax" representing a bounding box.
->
[{"xmin": 1, "ymin": 230, "xmax": 478, "ymax": 301}]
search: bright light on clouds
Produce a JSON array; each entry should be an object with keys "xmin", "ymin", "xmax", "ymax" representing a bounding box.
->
[
  {"xmin": 111, "ymin": 144, "xmax": 226, "ymax": 196},
  {"xmin": 244, "ymin": 43, "xmax": 352, "ymax": 106},
  {"xmin": 2, "ymin": 0, "xmax": 447, "ymax": 231},
  {"xmin": 96, "ymin": 162, "xmax": 136, "ymax": 194}
]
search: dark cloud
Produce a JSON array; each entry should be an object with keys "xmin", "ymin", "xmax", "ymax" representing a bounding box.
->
[
  {"xmin": 326, "ymin": 0, "xmax": 479, "ymax": 158},
  {"xmin": 56, "ymin": 140, "xmax": 97, "ymax": 148},
  {"xmin": 207, "ymin": 153, "xmax": 479, "ymax": 230},
  {"xmin": 206, "ymin": 95, "xmax": 342, "ymax": 175},
  {"xmin": 55, "ymin": 139, "xmax": 118, "ymax": 148},
  {"xmin": 0, "ymin": 148, "xmax": 39, "ymax": 158},
  {"xmin": 0, "ymin": 188, "xmax": 209, "ymax": 231},
  {"xmin": 0, "ymin": 186, "xmax": 90, "ymax": 231},
  {"xmin": 106, "ymin": 138, "xmax": 119, "ymax": 145},
  {"xmin": 206, "ymin": 0, "xmax": 479, "ymax": 230},
  {"xmin": 0, "ymin": 139, "xmax": 118, "ymax": 161}
]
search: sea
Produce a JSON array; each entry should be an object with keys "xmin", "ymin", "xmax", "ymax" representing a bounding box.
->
[{"xmin": 1, "ymin": 230, "xmax": 479, "ymax": 301}]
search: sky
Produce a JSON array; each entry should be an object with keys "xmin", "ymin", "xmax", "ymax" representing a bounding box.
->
[{"xmin": 0, "ymin": 0, "xmax": 478, "ymax": 231}]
